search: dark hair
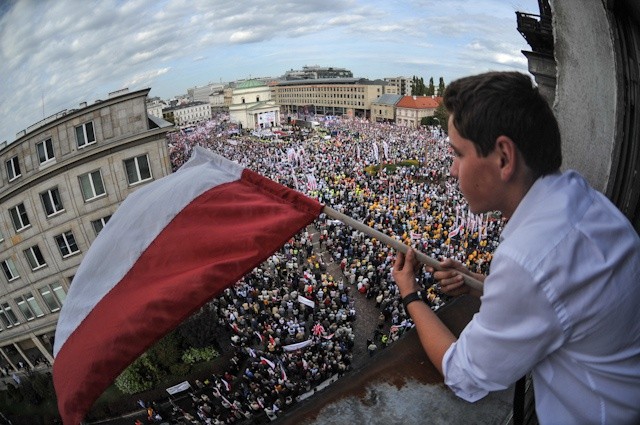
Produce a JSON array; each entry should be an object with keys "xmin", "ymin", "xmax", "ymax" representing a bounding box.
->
[{"xmin": 443, "ymin": 71, "xmax": 561, "ymax": 177}]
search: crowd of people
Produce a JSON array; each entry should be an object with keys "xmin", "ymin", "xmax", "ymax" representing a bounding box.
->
[{"xmin": 142, "ymin": 113, "xmax": 505, "ymax": 424}]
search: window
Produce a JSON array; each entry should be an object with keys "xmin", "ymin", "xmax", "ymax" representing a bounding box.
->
[
  {"xmin": 6, "ymin": 156, "xmax": 21, "ymax": 181},
  {"xmin": 39, "ymin": 284, "xmax": 66, "ymax": 312},
  {"xmin": 15, "ymin": 293, "xmax": 44, "ymax": 320},
  {"xmin": 37, "ymin": 138, "xmax": 55, "ymax": 164},
  {"xmin": 24, "ymin": 245, "xmax": 47, "ymax": 271},
  {"xmin": 9, "ymin": 203, "xmax": 30, "ymax": 232},
  {"xmin": 41, "ymin": 187, "xmax": 64, "ymax": 216},
  {"xmin": 75, "ymin": 121, "xmax": 96, "ymax": 148},
  {"xmin": 79, "ymin": 170, "xmax": 106, "ymax": 201},
  {"xmin": 0, "ymin": 303, "xmax": 19, "ymax": 328},
  {"xmin": 124, "ymin": 155, "xmax": 152, "ymax": 185},
  {"xmin": 1, "ymin": 258, "xmax": 19, "ymax": 282},
  {"xmin": 91, "ymin": 215, "xmax": 112, "ymax": 235},
  {"xmin": 55, "ymin": 231, "xmax": 80, "ymax": 258}
]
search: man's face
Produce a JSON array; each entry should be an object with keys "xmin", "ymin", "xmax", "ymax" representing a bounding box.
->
[{"xmin": 448, "ymin": 116, "xmax": 502, "ymax": 214}]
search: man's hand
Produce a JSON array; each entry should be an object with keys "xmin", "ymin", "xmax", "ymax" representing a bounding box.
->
[
  {"xmin": 392, "ymin": 248, "xmax": 422, "ymax": 298},
  {"xmin": 425, "ymin": 258, "xmax": 485, "ymax": 297}
]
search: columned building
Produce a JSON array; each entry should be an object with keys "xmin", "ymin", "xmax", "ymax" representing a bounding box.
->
[
  {"xmin": 229, "ymin": 80, "xmax": 280, "ymax": 130},
  {"xmin": 0, "ymin": 88, "xmax": 173, "ymax": 377},
  {"xmin": 272, "ymin": 78, "xmax": 389, "ymax": 120}
]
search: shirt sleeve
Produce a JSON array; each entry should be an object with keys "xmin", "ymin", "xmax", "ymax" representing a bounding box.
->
[{"xmin": 443, "ymin": 253, "xmax": 566, "ymax": 402}]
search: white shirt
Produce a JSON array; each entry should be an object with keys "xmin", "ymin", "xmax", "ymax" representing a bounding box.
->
[{"xmin": 443, "ymin": 171, "xmax": 640, "ymax": 425}]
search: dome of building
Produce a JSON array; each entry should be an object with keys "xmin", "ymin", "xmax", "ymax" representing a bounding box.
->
[{"xmin": 236, "ymin": 79, "xmax": 266, "ymax": 89}]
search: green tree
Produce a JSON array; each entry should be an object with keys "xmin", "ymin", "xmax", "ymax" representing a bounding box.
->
[
  {"xmin": 438, "ymin": 77, "xmax": 446, "ymax": 96},
  {"xmin": 411, "ymin": 76, "xmax": 426, "ymax": 96},
  {"xmin": 114, "ymin": 353, "xmax": 159, "ymax": 394},
  {"xmin": 427, "ymin": 77, "xmax": 435, "ymax": 96},
  {"xmin": 148, "ymin": 332, "xmax": 181, "ymax": 373},
  {"xmin": 433, "ymin": 101, "xmax": 449, "ymax": 133},
  {"xmin": 177, "ymin": 305, "xmax": 221, "ymax": 349}
]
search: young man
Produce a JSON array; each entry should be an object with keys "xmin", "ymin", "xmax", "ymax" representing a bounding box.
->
[{"xmin": 393, "ymin": 71, "xmax": 640, "ymax": 424}]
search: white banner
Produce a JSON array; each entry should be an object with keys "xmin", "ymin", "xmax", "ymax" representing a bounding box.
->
[
  {"xmin": 283, "ymin": 339, "xmax": 313, "ymax": 352},
  {"xmin": 298, "ymin": 295, "xmax": 315, "ymax": 308},
  {"xmin": 166, "ymin": 380, "xmax": 191, "ymax": 395}
]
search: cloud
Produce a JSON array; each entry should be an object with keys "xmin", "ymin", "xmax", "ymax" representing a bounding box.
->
[{"xmin": 0, "ymin": 0, "xmax": 539, "ymax": 144}]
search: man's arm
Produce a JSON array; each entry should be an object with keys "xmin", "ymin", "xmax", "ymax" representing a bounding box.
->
[{"xmin": 393, "ymin": 248, "xmax": 457, "ymax": 375}]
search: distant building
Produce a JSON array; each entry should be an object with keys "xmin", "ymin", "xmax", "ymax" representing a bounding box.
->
[
  {"xmin": 188, "ymin": 83, "xmax": 225, "ymax": 104},
  {"xmin": 395, "ymin": 95, "xmax": 441, "ymax": 128},
  {"xmin": 228, "ymin": 80, "xmax": 280, "ymax": 130},
  {"xmin": 163, "ymin": 101, "xmax": 212, "ymax": 128},
  {"xmin": 284, "ymin": 65, "xmax": 353, "ymax": 80},
  {"xmin": 0, "ymin": 88, "xmax": 173, "ymax": 374},
  {"xmin": 146, "ymin": 99, "xmax": 167, "ymax": 119},
  {"xmin": 384, "ymin": 77, "xmax": 413, "ymax": 96},
  {"xmin": 371, "ymin": 94, "xmax": 403, "ymax": 123},
  {"xmin": 272, "ymin": 78, "xmax": 390, "ymax": 119}
]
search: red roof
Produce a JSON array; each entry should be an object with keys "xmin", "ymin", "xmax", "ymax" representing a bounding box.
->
[{"xmin": 396, "ymin": 95, "xmax": 442, "ymax": 109}]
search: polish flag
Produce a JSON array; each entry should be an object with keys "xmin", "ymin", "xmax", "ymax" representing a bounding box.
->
[
  {"xmin": 260, "ymin": 356, "xmax": 276, "ymax": 370},
  {"xmin": 52, "ymin": 147, "xmax": 323, "ymax": 424}
]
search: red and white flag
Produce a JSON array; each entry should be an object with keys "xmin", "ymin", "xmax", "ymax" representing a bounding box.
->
[
  {"xmin": 260, "ymin": 356, "xmax": 276, "ymax": 369},
  {"xmin": 52, "ymin": 147, "xmax": 323, "ymax": 424}
]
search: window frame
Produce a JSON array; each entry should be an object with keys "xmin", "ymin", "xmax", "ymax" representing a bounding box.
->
[
  {"xmin": 6, "ymin": 156, "xmax": 21, "ymax": 182},
  {"xmin": 55, "ymin": 231, "xmax": 80, "ymax": 258},
  {"xmin": 36, "ymin": 138, "xmax": 55, "ymax": 165},
  {"xmin": 24, "ymin": 245, "xmax": 47, "ymax": 271},
  {"xmin": 15, "ymin": 292, "xmax": 45, "ymax": 320},
  {"xmin": 124, "ymin": 154, "xmax": 152, "ymax": 186},
  {"xmin": 91, "ymin": 215, "xmax": 112, "ymax": 236},
  {"xmin": 39, "ymin": 283, "xmax": 66, "ymax": 312},
  {"xmin": 79, "ymin": 170, "xmax": 106, "ymax": 201},
  {"xmin": 40, "ymin": 187, "xmax": 65, "ymax": 217},
  {"xmin": 9, "ymin": 203, "xmax": 30, "ymax": 232},
  {"xmin": 1, "ymin": 258, "xmax": 20, "ymax": 282},
  {"xmin": 0, "ymin": 302, "xmax": 20, "ymax": 327},
  {"xmin": 75, "ymin": 121, "xmax": 96, "ymax": 148}
]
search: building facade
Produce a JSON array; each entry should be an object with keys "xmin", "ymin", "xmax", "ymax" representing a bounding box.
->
[
  {"xmin": 229, "ymin": 80, "xmax": 280, "ymax": 130},
  {"xmin": 283, "ymin": 65, "xmax": 353, "ymax": 80},
  {"xmin": 384, "ymin": 76, "xmax": 413, "ymax": 96},
  {"xmin": 371, "ymin": 94, "xmax": 403, "ymax": 123},
  {"xmin": 146, "ymin": 98, "xmax": 167, "ymax": 119},
  {"xmin": 163, "ymin": 101, "xmax": 212, "ymax": 128},
  {"xmin": 272, "ymin": 78, "xmax": 389, "ymax": 119},
  {"xmin": 0, "ymin": 88, "xmax": 172, "ymax": 374},
  {"xmin": 395, "ymin": 95, "xmax": 441, "ymax": 128}
]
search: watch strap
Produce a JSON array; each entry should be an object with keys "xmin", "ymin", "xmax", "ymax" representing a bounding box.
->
[{"xmin": 402, "ymin": 291, "xmax": 423, "ymax": 309}]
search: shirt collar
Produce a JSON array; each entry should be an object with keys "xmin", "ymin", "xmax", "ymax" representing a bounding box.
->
[{"xmin": 499, "ymin": 171, "xmax": 562, "ymax": 242}]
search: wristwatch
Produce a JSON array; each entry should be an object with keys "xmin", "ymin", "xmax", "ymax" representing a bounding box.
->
[{"xmin": 402, "ymin": 290, "xmax": 424, "ymax": 309}]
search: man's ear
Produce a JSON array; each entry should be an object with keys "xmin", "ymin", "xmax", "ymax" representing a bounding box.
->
[{"xmin": 494, "ymin": 135, "xmax": 518, "ymax": 181}]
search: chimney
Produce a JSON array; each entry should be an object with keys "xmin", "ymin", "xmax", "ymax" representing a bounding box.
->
[{"xmin": 79, "ymin": 101, "xmax": 87, "ymax": 108}]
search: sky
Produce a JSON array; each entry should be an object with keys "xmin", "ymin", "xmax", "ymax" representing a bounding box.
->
[{"xmin": 0, "ymin": 0, "xmax": 540, "ymax": 145}]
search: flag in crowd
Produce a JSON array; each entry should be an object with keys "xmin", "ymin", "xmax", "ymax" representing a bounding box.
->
[{"xmin": 52, "ymin": 147, "xmax": 324, "ymax": 424}]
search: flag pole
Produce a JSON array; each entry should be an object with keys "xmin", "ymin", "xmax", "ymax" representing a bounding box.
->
[{"xmin": 322, "ymin": 206, "xmax": 484, "ymax": 293}]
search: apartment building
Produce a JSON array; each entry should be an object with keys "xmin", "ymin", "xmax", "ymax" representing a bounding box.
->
[
  {"xmin": 0, "ymin": 88, "xmax": 173, "ymax": 374},
  {"xmin": 272, "ymin": 78, "xmax": 389, "ymax": 119},
  {"xmin": 384, "ymin": 76, "xmax": 413, "ymax": 96},
  {"xmin": 163, "ymin": 101, "xmax": 212, "ymax": 128}
]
